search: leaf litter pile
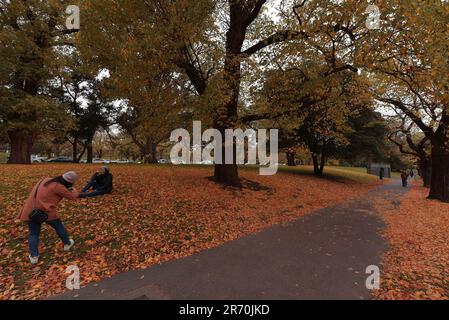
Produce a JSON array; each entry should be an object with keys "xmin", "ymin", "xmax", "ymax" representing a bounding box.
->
[
  {"xmin": 0, "ymin": 164, "xmax": 377, "ymax": 299},
  {"xmin": 374, "ymin": 184, "xmax": 449, "ymax": 300}
]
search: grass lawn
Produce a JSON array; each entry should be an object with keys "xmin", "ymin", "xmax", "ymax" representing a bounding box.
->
[
  {"xmin": 0, "ymin": 152, "xmax": 8, "ymax": 164},
  {"xmin": 235, "ymin": 164, "xmax": 392, "ymax": 183},
  {"xmin": 279, "ymin": 165, "xmax": 380, "ymax": 183},
  {"xmin": 0, "ymin": 163, "xmax": 380, "ymax": 299}
]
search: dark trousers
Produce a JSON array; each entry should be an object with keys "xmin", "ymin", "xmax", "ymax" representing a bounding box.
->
[
  {"xmin": 80, "ymin": 179, "xmax": 108, "ymax": 198},
  {"xmin": 28, "ymin": 219, "xmax": 70, "ymax": 257},
  {"xmin": 82, "ymin": 179, "xmax": 98, "ymax": 192}
]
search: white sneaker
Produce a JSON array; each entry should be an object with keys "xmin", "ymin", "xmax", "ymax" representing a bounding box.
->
[
  {"xmin": 29, "ymin": 255, "xmax": 39, "ymax": 264},
  {"xmin": 63, "ymin": 239, "xmax": 75, "ymax": 251}
]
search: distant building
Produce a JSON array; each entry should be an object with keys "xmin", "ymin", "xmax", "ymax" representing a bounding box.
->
[{"xmin": 367, "ymin": 163, "xmax": 391, "ymax": 178}]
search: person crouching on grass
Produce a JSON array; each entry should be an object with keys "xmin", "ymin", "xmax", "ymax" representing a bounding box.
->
[
  {"xmin": 80, "ymin": 166, "xmax": 113, "ymax": 198},
  {"xmin": 18, "ymin": 171, "xmax": 80, "ymax": 264}
]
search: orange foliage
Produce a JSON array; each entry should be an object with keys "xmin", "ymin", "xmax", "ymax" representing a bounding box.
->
[{"xmin": 374, "ymin": 184, "xmax": 449, "ymax": 300}]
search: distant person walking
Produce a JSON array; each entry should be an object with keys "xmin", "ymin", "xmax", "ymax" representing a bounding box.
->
[
  {"xmin": 18, "ymin": 171, "xmax": 80, "ymax": 264},
  {"xmin": 80, "ymin": 166, "xmax": 113, "ymax": 198},
  {"xmin": 379, "ymin": 167, "xmax": 384, "ymax": 180},
  {"xmin": 401, "ymin": 171, "xmax": 409, "ymax": 187}
]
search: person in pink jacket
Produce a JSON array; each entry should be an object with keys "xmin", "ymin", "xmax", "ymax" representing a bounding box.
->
[{"xmin": 18, "ymin": 171, "xmax": 80, "ymax": 264}]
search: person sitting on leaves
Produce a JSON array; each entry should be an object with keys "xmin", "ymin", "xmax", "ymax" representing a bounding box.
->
[{"xmin": 80, "ymin": 166, "xmax": 113, "ymax": 198}]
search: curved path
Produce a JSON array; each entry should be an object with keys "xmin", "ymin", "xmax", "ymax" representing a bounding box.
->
[{"xmin": 53, "ymin": 179, "xmax": 409, "ymax": 300}]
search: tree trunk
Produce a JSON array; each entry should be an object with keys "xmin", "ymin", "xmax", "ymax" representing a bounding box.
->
[
  {"xmin": 72, "ymin": 136, "xmax": 78, "ymax": 163},
  {"xmin": 87, "ymin": 143, "xmax": 93, "ymax": 163},
  {"xmin": 211, "ymin": 4, "xmax": 248, "ymax": 187},
  {"xmin": 319, "ymin": 153, "xmax": 326, "ymax": 175},
  {"xmin": 312, "ymin": 153, "xmax": 325, "ymax": 176},
  {"xmin": 418, "ymin": 158, "xmax": 432, "ymax": 188},
  {"xmin": 7, "ymin": 130, "xmax": 35, "ymax": 164},
  {"xmin": 428, "ymin": 144, "xmax": 449, "ymax": 202},
  {"xmin": 214, "ymin": 163, "xmax": 239, "ymax": 186},
  {"xmin": 214, "ymin": 128, "xmax": 240, "ymax": 186},
  {"xmin": 140, "ymin": 141, "xmax": 158, "ymax": 164},
  {"xmin": 213, "ymin": 131, "xmax": 240, "ymax": 186},
  {"xmin": 151, "ymin": 143, "xmax": 158, "ymax": 163},
  {"xmin": 312, "ymin": 154, "xmax": 320, "ymax": 176},
  {"xmin": 76, "ymin": 145, "xmax": 86, "ymax": 163},
  {"xmin": 286, "ymin": 151, "xmax": 296, "ymax": 166}
]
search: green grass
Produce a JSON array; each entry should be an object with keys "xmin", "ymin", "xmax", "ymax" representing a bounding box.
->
[
  {"xmin": 278, "ymin": 165, "xmax": 380, "ymax": 183},
  {"xmin": 171, "ymin": 163, "xmax": 382, "ymax": 184},
  {"xmin": 0, "ymin": 152, "xmax": 7, "ymax": 164}
]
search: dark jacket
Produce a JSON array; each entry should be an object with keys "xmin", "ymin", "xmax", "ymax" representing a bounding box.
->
[{"xmin": 93, "ymin": 172, "xmax": 113, "ymax": 193}]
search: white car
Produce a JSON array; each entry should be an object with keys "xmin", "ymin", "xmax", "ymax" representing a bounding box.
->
[
  {"xmin": 114, "ymin": 159, "xmax": 132, "ymax": 164},
  {"xmin": 92, "ymin": 158, "xmax": 110, "ymax": 164},
  {"xmin": 31, "ymin": 155, "xmax": 48, "ymax": 163}
]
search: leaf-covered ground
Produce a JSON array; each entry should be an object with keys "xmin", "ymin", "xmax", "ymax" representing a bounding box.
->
[
  {"xmin": 373, "ymin": 183, "xmax": 449, "ymax": 300},
  {"xmin": 0, "ymin": 164, "xmax": 378, "ymax": 300}
]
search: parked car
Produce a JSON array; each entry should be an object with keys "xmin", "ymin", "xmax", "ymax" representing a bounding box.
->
[
  {"xmin": 31, "ymin": 155, "xmax": 48, "ymax": 163},
  {"xmin": 92, "ymin": 158, "xmax": 111, "ymax": 164},
  {"xmin": 46, "ymin": 157, "xmax": 72, "ymax": 163},
  {"xmin": 110, "ymin": 159, "xmax": 132, "ymax": 164},
  {"xmin": 158, "ymin": 159, "xmax": 170, "ymax": 164},
  {"xmin": 200, "ymin": 160, "xmax": 213, "ymax": 165}
]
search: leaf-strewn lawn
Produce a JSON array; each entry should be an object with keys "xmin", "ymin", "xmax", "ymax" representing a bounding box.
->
[
  {"xmin": 374, "ymin": 183, "xmax": 449, "ymax": 300},
  {"xmin": 0, "ymin": 164, "xmax": 378, "ymax": 299}
]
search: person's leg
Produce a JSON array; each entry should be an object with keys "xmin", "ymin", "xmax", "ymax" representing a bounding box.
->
[
  {"xmin": 82, "ymin": 179, "xmax": 97, "ymax": 192},
  {"xmin": 28, "ymin": 221, "xmax": 41, "ymax": 257},
  {"xmin": 79, "ymin": 189, "xmax": 107, "ymax": 198},
  {"xmin": 46, "ymin": 219, "xmax": 71, "ymax": 245}
]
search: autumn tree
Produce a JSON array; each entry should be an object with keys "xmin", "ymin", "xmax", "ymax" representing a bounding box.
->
[
  {"xmin": 80, "ymin": 0, "xmax": 371, "ymax": 185},
  {"xmin": 389, "ymin": 120, "xmax": 431, "ymax": 188},
  {"xmin": 0, "ymin": 0, "xmax": 79, "ymax": 163},
  {"xmin": 366, "ymin": 1, "xmax": 449, "ymax": 201},
  {"xmin": 343, "ymin": 108, "xmax": 390, "ymax": 166}
]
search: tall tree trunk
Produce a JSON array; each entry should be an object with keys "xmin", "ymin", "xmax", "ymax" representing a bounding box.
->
[
  {"xmin": 319, "ymin": 153, "xmax": 326, "ymax": 175},
  {"xmin": 211, "ymin": 3, "xmax": 249, "ymax": 187},
  {"xmin": 7, "ymin": 130, "xmax": 34, "ymax": 164},
  {"xmin": 140, "ymin": 140, "xmax": 158, "ymax": 164},
  {"xmin": 151, "ymin": 143, "xmax": 158, "ymax": 163},
  {"xmin": 72, "ymin": 136, "xmax": 78, "ymax": 163},
  {"xmin": 418, "ymin": 158, "xmax": 432, "ymax": 188},
  {"xmin": 428, "ymin": 143, "xmax": 449, "ymax": 202},
  {"xmin": 312, "ymin": 154, "xmax": 320, "ymax": 176},
  {"xmin": 214, "ymin": 163, "xmax": 239, "ymax": 185},
  {"xmin": 214, "ymin": 128, "xmax": 240, "ymax": 186},
  {"xmin": 312, "ymin": 152, "xmax": 325, "ymax": 176},
  {"xmin": 286, "ymin": 151, "xmax": 296, "ymax": 166},
  {"xmin": 76, "ymin": 145, "xmax": 86, "ymax": 163},
  {"xmin": 87, "ymin": 143, "xmax": 93, "ymax": 164}
]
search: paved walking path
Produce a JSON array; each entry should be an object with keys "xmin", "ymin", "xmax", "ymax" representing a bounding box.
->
[{"xmin": 53, "ymin": 179, "xmax": 408, "ymax": 300}]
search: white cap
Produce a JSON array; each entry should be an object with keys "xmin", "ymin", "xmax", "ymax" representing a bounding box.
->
[{"xmin": 62, "ymin": 171, "xmax": 78, "ymax": 184}]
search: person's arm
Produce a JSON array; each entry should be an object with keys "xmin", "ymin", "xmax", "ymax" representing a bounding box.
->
[{"xmin": 54, "ymin": 184, "xmax": 80, "ymax": 200}]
